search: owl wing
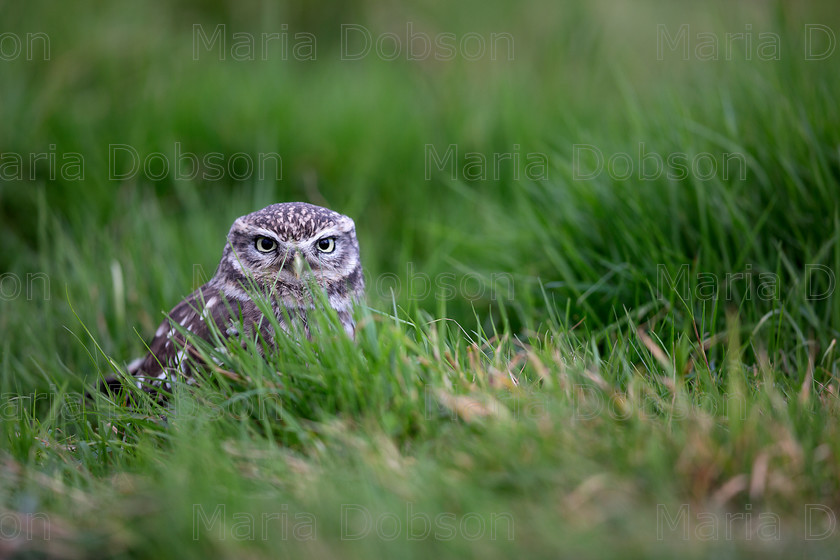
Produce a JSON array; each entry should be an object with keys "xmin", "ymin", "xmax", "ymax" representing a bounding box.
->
[{"xmin": 101, "ymin": 284, "xmax": 241, "ymax": 398}]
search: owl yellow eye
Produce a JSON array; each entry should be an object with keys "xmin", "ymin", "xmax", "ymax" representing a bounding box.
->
[
  {"xmin": 316, "ymin": 237, "xmax": 336, "ymax": 253},
  {"xmin": 255, "ymin": 237, "xmax": 277, "ymax": 253}
]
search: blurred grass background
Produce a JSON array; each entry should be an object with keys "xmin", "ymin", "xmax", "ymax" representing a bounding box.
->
[{"xmin": 1, "ymin": 0, "xmax": 840, "ymax": 558}]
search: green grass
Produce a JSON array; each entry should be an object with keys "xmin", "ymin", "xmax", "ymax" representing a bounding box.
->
[{"xmin": 2, "ymin": 0, "xmax": 840, "ymax": 557}]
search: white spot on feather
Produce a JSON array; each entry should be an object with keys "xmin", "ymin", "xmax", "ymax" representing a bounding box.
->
[
  {"xmin": 127, "ymin": 357, "xmax": 144, "ymax": 374},
  {"xmin": 175, "ymin": 349, "xmax": 188, "ymax": 374}
]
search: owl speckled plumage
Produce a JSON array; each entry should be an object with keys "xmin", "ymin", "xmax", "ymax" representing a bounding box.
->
[{"xmin": 104, "ymin": 202, "xmax": 364, "ymax": 396}]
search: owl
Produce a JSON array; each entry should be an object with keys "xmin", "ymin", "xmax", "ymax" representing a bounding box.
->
[{"xmin": 102, "ymin": 202, "xmax": 364, "ymax": 397}]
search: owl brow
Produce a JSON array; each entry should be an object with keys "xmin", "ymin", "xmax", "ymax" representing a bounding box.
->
[
  {"xmin": 310, "ymin": 225, "xmax": 347, "ymax": 242},
  {"xmin": 248, "ymin": 227, "xmax": 283, "ymax": 243}
]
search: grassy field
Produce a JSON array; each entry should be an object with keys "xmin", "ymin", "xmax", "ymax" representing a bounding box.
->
[{"xmin": 1, "ymin": 0, "xmax": 840, "ymax": 557}]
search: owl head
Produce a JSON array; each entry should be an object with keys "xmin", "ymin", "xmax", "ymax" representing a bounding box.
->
[{"xmin": 214, "ymin": 202, "xmax": 364, "ymax": 304}]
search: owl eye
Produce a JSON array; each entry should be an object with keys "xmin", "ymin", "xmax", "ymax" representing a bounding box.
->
[
  {"xmin": 255, "ymin": 236, "xmax": 277, "ymax": 253},
  {"xmin": 316, "ymin": 237, "xmax": 336, "ymax": 253}
]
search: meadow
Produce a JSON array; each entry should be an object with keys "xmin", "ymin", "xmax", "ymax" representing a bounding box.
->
[{"xmin": 1, "ymin": 0, "xmax": 839, "ymax": 557}]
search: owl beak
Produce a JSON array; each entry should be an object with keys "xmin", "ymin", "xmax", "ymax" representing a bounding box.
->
[{"xmin": 292, "ymin": 252, "xmax": 306, "ymax": 279}]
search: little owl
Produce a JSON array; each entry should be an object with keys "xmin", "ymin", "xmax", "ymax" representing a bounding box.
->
[{"xmin": 102, "ymin": 202, "xmax": 364, "ymax": 396}]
